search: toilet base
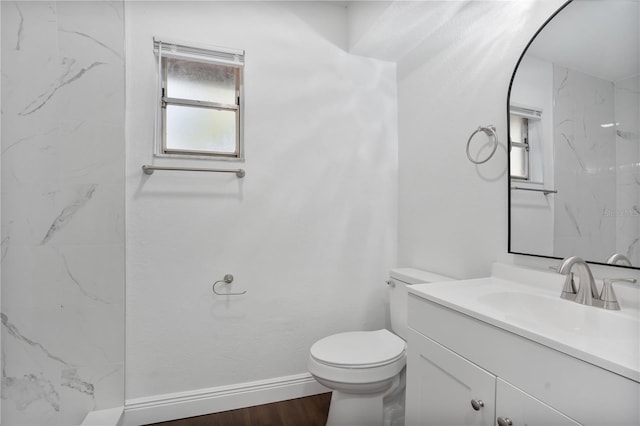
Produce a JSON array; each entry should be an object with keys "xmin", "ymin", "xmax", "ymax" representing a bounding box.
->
[
  {"xmin": 323, "ymin": 368, "xmax": 405, "ymax": 426},
  {"xmin": 326, "ymin": 390, "xmax": 385, "ymax": 426}
]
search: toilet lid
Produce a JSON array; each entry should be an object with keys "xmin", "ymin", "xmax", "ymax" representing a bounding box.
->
[{"xmin": 310, "ymin": 329, "xmax": 406, "ymax": 368}]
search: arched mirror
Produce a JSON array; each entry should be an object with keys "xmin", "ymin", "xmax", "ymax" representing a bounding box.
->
[{"xmin": 508, "ymin": 0, "xmax": 639, "ymax": 269}]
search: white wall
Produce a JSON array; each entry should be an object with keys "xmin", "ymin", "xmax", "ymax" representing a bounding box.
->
[
  {"xmin": 509, "ymin": 55, "xmax": 554, "ymax": 257},
  {"xmin": 125, "ymin": 0, "xmax": 397, "ymax": 406},
  {"xmin": 347, "ymin": 0, "xmax": 392, "ymax": 52},
  {"xmin": 397, "ymin": 0, "xmax": 566, "ymax": 279}
]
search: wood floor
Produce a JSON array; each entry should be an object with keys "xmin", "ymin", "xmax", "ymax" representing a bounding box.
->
[{"xmin": 146, "ymin": 393, "xmax": 332, "ymax": 426}]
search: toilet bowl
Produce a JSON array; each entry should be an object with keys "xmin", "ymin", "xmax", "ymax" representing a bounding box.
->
[
  {"xmin": 308, "ymin": 329, "xmax": 406, "ymax": 426},
  {"xmin": 308, "ymin": 268, "xmax": 453, "ymax": 426}
]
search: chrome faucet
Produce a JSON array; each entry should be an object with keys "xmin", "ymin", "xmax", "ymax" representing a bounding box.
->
[
  {"xmin": 606, "ymin": 253, "xmax": 632, "ymax": 267},
  {"xmin": 600, "ymin": 278, "xmax": 638, "ymax": 310},
  {"xmin": 556, "ymin": 256, "xmax": 599, "ymax": 306},
  {"xmin": 556, "ymin": 256, "xmax": 637, "ymax": 310}
]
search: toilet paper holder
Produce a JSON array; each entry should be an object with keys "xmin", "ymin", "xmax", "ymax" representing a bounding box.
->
[{"xmin": 212, "ymin": 274, "xmax": 247, "ymax": 296}]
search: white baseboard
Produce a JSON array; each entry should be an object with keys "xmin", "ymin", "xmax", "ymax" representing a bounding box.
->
[{"xmin": 123, "ymin": 373, "xmax": 329, "ymax": 426}]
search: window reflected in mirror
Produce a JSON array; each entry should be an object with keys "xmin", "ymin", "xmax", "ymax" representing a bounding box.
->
[
  {"xmin": 509, "ymin": 115, "xmax": 529, "ymax": 180},
  {"xmin": 509, "ymin": 106, "xmax": 542, "ymax": 183},
  {"xmin": 507, "ymin": 0, "xmax": 639, "ymax": 269}
]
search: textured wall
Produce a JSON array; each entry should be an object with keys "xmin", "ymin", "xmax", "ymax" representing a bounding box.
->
[
  {"xmin": 509, "ymin": 55, "xmax": 555, "ymax": 257},
  {"xmin": 1, "ymin": 1, "xmax": 125, "ymax": 424},
  {"xmin": 397, "ymin": 0, "xmax": 566, "ymax": 279},
  {"xmin": 125, "ymin": 1, "xmax": 397, "ymax": 400}
]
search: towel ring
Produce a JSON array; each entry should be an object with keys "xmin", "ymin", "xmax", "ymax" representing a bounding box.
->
[
  {"xmin": 212, "ymin": 274, "xmax": 247, "ymax": 296},
  {"xmin": 466, "ymin": 125, "xmax": 498, "ymax": 164}
]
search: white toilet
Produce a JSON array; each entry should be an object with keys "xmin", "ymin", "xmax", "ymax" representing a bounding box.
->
[{"xmin": 308, "ymin": 268, "xmax": 453, "ymax": 426}]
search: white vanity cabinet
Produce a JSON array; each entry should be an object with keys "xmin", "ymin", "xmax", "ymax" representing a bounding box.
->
[
  {"xmin": 495, "ymin": 379, "xmax": 579, "ymax": 426},
  {"xmin": 405, "ymin": 328, "xmax": 496, "ymax": 426},
  {"xmin": 406, "ymin": 293, "xmax": 640, "ymax": 426},
  {"xmin": 406, "ymin": 328, "xmax": 580, "ymax": 426}
]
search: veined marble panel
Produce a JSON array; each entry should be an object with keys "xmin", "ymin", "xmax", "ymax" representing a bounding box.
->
[
  {"xmin": 2, "ymin": 183, "xmax": 123, "ymax": 247},
  {"xmin": 615, "ymin": 74, "xmax": 640, "ymax": 265},
  {"xmin": 1, "ymin": 1, "xmax": 125, "ymax": 424},
  {"xmin": 553, "ymin": 64, "xmax": 617, "ymax": 263},
  {"xmin": 60, "ymin": 363, "xmax": 124, "ymax": 425},
  {"xmin": 2, "ymin": 306, "xmax": 65, "ymax": 425},
  {"xmin": 56, "ymin": 1, "xmax": 125, "ymax": 125}
]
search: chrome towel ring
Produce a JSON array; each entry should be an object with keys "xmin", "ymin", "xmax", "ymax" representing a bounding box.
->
[
  {"xmin": 212, "ymin": 274, "xmax": 247, "ymax": 296},
  {"xmin": 466, "ymin": 125, "xmax": 498, "ymax": 164}
]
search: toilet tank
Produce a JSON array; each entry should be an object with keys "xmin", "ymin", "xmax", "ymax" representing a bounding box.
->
[{"xmin": 389, "ymin": 268, "xmax": 453, "ymax": 340}]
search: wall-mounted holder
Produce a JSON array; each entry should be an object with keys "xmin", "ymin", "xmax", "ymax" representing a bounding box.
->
[
  {"xmin": 212, "ymin": 274, "xmax": 247, "ymax": 296},
  {"xmin": 142, "ymin": 165, "xmax": 245, "ymax": 177},
  {"xmin": 466, "ymin": 125, "xmax": 498, "ymax": 164},
  {"xmin": 511, "ymin": 186, "xmax": 558, "ymax": 195}
]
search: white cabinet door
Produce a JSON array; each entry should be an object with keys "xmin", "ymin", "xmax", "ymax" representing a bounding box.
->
[
  {"xmin": 406, "ymin": 329, "xmax": 496, "ymax": 426},
  {"xmin": 496, "ymin": 379, "xmax": 582, "ymax": 426}
]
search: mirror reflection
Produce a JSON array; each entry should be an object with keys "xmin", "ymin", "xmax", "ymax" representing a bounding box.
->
[{"xmin": 508, "ymin": 0, "xmax": 639, "ymax": 269}]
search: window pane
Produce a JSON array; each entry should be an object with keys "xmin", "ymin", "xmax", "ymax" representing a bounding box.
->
[
  {"xmin": 510, "ymin": 146, "xmax": 528, "ymax": 179},
  {"xmin": 510, "ymin": 115, "xmax": 524, "ymax": 143},
  {"xmin": 165, "ymin": 58, "xmax": 236, "ymax": 105},
  {"xmin": 165, "ymin": 105, "xmax": 237, "ymax": 155}
]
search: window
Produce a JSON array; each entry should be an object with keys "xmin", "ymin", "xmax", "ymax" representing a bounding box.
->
[
  {"xmin": 509, "ymin": 106, "xmax": 541, "ymax": 181},
  {"xmin": 154, "ymin": 38, "xmax": 244, "ymax": 159},
  {"xmin": 510, "ymin": 115, "xmax": 529, "ymax": 180}
]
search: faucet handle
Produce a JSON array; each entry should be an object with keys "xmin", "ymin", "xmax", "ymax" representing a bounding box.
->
[{"xmin": 599, "ymin": 278, "xmax": 637, "ymax": 310}]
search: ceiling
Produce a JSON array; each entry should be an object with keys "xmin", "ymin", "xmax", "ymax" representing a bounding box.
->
[
  {"xmin": 346, "ymin": 0, "xmax": 638, "ymax": 83},
  {"xmin": 527, "ymin": 0, "xmax": 639, "ymax": 82}
]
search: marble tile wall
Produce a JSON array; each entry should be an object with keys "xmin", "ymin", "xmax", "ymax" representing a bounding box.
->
[
  {"xmin": 614, "ymin": 75, "xmax": 640, "ymax": 265},
  {"xmin": 1, "ymin": 2, "xmax": 125, "ymax": 424},
  {"xmin": 553, "ymin": 64, "xmax": 617, "ymax": 263}
]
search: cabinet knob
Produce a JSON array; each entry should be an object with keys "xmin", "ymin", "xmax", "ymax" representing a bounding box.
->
[
  {"xmin": 497, "ymin": 417, "xmax": 513, "ymax": 426},
  {"xmin": 470, "ymin": 399, "xmax": 484, "ymax": 411}
]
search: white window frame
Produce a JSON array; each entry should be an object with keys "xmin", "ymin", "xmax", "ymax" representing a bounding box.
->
[
  {"xmin": 153, "ymin": 38, "xmax": 245, "ymax": 161},
  {"xmin": 510, "ymin": 106, "xmax": 542, "ymax": 181}
]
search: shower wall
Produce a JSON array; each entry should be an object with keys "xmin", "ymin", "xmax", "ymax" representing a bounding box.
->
[
  {"xmin": 1, "ymin": 1, "xmax": 125, "ymax": 425},
  {"xmin": 553, "ymin": 65, "xmax": 617, "ymax": 262},
  {"xmin": 615, "ymin": 74, "xmax": 640, "ymax": 265},
  {"xmin": 552, "ymin": 65, "xmax": 639, "ymax": 265}
]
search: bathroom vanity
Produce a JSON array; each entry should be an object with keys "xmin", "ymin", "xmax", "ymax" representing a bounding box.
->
[{"xmin": 405, "ymin": 264, "xmax": 640, "ymax": 426}]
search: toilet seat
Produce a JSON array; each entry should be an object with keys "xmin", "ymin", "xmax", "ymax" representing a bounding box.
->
[
  {"xmin": 308, "ymin": 329, "xmax": 406, "ymax": 385},
  {"xmin": 310, "ymin": 329, "xmax": 406, "ymax": 368}
]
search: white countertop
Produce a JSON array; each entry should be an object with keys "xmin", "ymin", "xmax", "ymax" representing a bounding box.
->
[{"xmin": 408, "ymin": 264, "xmax": 640, "ymax": 383}]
